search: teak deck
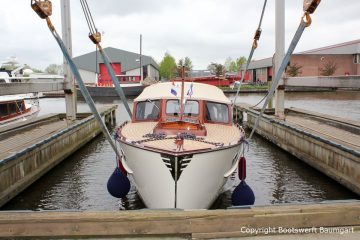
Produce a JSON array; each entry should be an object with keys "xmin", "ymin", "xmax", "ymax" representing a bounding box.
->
[{"xmin": 120, "ymin": 122, "xmax": 243, "ymax": 152}]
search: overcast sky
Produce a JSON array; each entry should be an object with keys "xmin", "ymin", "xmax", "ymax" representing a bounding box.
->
[{"xmin": 1, "ymin": 0, "xmax": 359, "ymax": 70}]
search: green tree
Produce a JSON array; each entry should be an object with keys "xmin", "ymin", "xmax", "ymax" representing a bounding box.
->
[
  {"xmin": 31, "ymin": 68, "xmax": 43, "ymax": 73},
  {"xmin": 207, "ymin": 63, "xmax": 225, "ymax": 77},
  {"xmin": 224, "ymin": 56, "xmax": 247, "ymax": 72},
  {"xmin": 159, "ymin": 52, "xmax": 177, "ymax": 80},
  {"xmin": 286, "ymin": 62, "xmax": 303, "ymax": 77},
  {"xmin": 45, "ymin": 64, "xmax": 63, "ymax": 74},
  {"xmin": 184, "ymin": 57, "xmax": 193, "ymax": 71},
  {"xmin": 177, "ymin": 57, "xmax": 193, "ymax": 77},
  {"xmin": 319, "ymin": 60, "xmax": 337, "ymax": 76},
  {"xmin": 224, "ymin": 57, "xmax": 234, "ymax": 72},
  {"xmin": 236, "ymin": 56, "xmax": 247, "ymax": 71}
]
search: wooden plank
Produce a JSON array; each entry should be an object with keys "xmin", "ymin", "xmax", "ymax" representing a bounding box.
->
[
  {"xmin": 0, "ymin": 121, "xmax": 69, "ymax": 160},
  {"xmin": 0, "ymin": 202, "xmax": 359, "ymax": 238},
  {"xmin": 286, "ymin": 115, "xmax": 360, "ymax": 151}
]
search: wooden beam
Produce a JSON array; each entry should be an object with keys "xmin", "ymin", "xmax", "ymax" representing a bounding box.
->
[{"xmin": 0, "ymin": 202, "xmax": 359, "ymax": 238}]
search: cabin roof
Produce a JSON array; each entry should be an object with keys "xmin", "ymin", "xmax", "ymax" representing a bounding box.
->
[
  {"xmin": 135, "ymin": 82, "xmax": 231, "ymax": 104},
  {"xmin": 0, "ymin": 95, "xmax": 25, "ymax": 103}
]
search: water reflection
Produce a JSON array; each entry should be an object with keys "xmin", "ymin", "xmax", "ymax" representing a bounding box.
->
[{"xmin": 2, "ymin": 91, "xmax": 359, "ymax": 210}]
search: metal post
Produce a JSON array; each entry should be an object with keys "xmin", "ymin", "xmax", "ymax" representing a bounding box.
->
[
  {"xmin": 61, "ymin": 0, "xmax": 77, "ymax": 122},
  {"xmin": 274, "ymin": 0, "xmax": 285, "ymax": 119},
  {"xmin": 140, "ymin": 34, "xmax": 143, "ymax": 83}
]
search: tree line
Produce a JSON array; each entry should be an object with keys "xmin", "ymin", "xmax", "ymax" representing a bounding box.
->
[{"xmin": 159, "ymin": 52, "xmax": 247, "ymax": 80}]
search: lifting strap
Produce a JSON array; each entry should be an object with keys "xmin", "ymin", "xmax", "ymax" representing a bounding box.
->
[
  {"xmin": 232, "ymin": 0, "xmax": 268, "ymax": 108},
  {"xmin": 80, "ymin": 0, "xmax": 132, "ymax": 118},
  {"xmin": 248, "ymin": 1, "xmax": 321, "ymax": 140},
  {"xmin": 31, "ymin": 0, "xmax": 133, "ymax": 173}
]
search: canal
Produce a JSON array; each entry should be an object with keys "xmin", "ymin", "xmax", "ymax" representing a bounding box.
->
[{"xmin": 2, "ymin": 91, "xmax": 359, "ymax": 210}]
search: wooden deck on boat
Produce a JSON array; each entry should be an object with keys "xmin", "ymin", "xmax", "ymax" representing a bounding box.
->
[{"xmin": 120, "ymin": 122, "xmax": 243, "ymax": 152}]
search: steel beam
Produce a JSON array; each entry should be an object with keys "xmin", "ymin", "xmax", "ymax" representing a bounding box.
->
[
  {"xmin": 274, "ymin": 0, "xmax": 285, "ymax": 119},
  {"xmin": 0, "ymin": 83, "xmax": 64, "ymax": 96},
  {"xmin": 61, "ymin": 0, "xmax": 77, "ymax": 121}
]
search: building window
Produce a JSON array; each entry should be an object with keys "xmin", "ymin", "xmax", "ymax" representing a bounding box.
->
[{"xmin": 354, "ymin": 54, "xmax": 360, "ymax": 64}]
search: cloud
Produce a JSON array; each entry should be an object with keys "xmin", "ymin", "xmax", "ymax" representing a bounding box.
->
[{"xmin": 0, "ymin": 0, "xmax": 359, "ymax": 70}]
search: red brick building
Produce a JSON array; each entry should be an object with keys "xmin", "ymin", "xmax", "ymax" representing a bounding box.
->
[{"xmin": 242, "ymin": 39, "xmax": 360, "ymax": 83}]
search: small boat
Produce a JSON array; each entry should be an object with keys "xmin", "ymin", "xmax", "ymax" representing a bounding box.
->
[
  {"xmin": 0, "ymin": 95, "xmax": 40, "ymax": 126},
  {"xmin": 116, "ymin": 81, "xmax": 246, "ymax": 209}
]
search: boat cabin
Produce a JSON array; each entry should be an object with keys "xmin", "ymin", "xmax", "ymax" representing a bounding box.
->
[
  {"xmin": 0, "ymin": 97, "xmax": 30, "ymax": 122},
  {"xmin": 132, "ymin": 82, "xmax": 232, "ymax": 136}
]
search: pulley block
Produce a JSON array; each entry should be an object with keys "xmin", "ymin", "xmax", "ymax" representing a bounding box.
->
[
  {"xmin": 89, "ymin": 32, "xmax": 102, "ymax": 44},
  {"xmin": 31, "ymin": 0, "xmax": 52, "ymax": 19},
  {"xmin": 303, "ymin": 0, "xmax": 321, "ymax": 14}
]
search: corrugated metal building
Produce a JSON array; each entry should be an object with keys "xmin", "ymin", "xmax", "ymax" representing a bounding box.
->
[
  {"xmin": 73, "ymin": 47, "xmax": 159, "ymax": 86},
  {"xmin": 242, "ymin": 39, "xmax": 360, "ymax": 83}
]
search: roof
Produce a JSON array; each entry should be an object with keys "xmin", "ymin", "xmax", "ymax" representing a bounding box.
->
[
  {"xmin": 299, "ymin": 39, "xmax": 360, "ymax": 55},
  {"xmin": 73, "ymin": 47, "xmax": 159, "ymax": 73},
  {"xmin": 135, "ymin": 82, "xmax": 231, "ymax": 104},
  {"xmin": 244, "ymin": 39, "xmax": 360, "ymax": 70},
  {"xmin": 245, "ymin": 57, "xmax": 272, "ymax": 70},
  {"xmin": 0, "ymin": 95, "xmax": 24, "ymax": 102}
]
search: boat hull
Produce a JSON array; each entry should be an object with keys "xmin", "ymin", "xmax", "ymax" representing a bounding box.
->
[
  {"xmin": 119, "ymin": 142, "xmax": 241, "ymax": 209},
  {"xmin": 77, "ymin": 84, "xmax": 146, "ymax": 98}
]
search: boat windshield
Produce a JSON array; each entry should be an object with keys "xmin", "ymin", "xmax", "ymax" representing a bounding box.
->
[
  {"xmin": 135, "ymin": 100, "xmax": 160, "ymax": 120},
  {"xmin": 166, "ymin": 100, "xmax": 199, "ymax": 117},
  {"xmin": 205, "ymin": 101, "xmax": 229, "ymax": 123}
]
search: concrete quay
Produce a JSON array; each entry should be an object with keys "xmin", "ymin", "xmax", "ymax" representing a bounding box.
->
[
  {"xmin": 0, "ymin": 105, "xmax": 117, "ymax": 207},
  {"xmin": 236, "ymin": 104, "xmax": 360, "ymax": 196}
]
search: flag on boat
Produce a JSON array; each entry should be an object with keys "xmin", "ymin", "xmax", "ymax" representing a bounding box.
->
[
  {"xmin": 187, "ymin": 83, "xmax": 193, "ymax": 98},
  {"xmin": 171, "ymin": 81, "xmax": 178, "ymax": 96}
]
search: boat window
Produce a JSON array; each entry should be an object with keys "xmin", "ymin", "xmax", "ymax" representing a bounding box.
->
[
  {"xmin": 166, "ymin": 100, "xmax": 180, "ymax": 116},
  {"xmin": 205, "ymin": 101, "xmax": 229, "ymax": 123},
  {"xmin": 9, "ymin": 103, "xmax": 17, "ymax": 114},
  {"xmin": 166, "ymin": 100, "xmax": 199, "ymax": 117},
  {"xmin": 135, "ymin": 100, "xmax": 160, "ymax": 120},
  {"xmin": 0, "ymin": 104, "xmax": 8, "ymax": 117},
  {"xmin": 16, "ymin": 101, "xmax": 23, "ymax": 111}
]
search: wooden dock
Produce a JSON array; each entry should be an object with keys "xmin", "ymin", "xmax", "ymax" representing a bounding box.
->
[
  {"xmin": 236, "ymin": 104, "xmax": 360, "ymax": 196},
  {"xmin": 0, "ymin": 201, "xmax": 358, "ymax": 239},
  {"xmin": 0, "ymin": 106, "xmax": 117, "ymax": 207}
]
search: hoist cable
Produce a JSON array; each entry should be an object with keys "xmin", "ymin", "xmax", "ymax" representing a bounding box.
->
[{"xmin": 232, "ymin": 0, "xmax": 268, "ymax": 107}]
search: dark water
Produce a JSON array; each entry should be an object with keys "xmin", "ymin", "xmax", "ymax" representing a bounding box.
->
[{"xmin": 2, "ymin": 91, "xmax": 359, "ymax": 210}]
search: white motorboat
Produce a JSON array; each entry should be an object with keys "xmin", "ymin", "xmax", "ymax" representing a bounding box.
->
[
  {"xmin": 0, "ymin": 95, "xmax": 40, "ymax": 126},
  {"xmin": 115, "ymin": 81, "xmax": 246, "ymax": 209}
]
